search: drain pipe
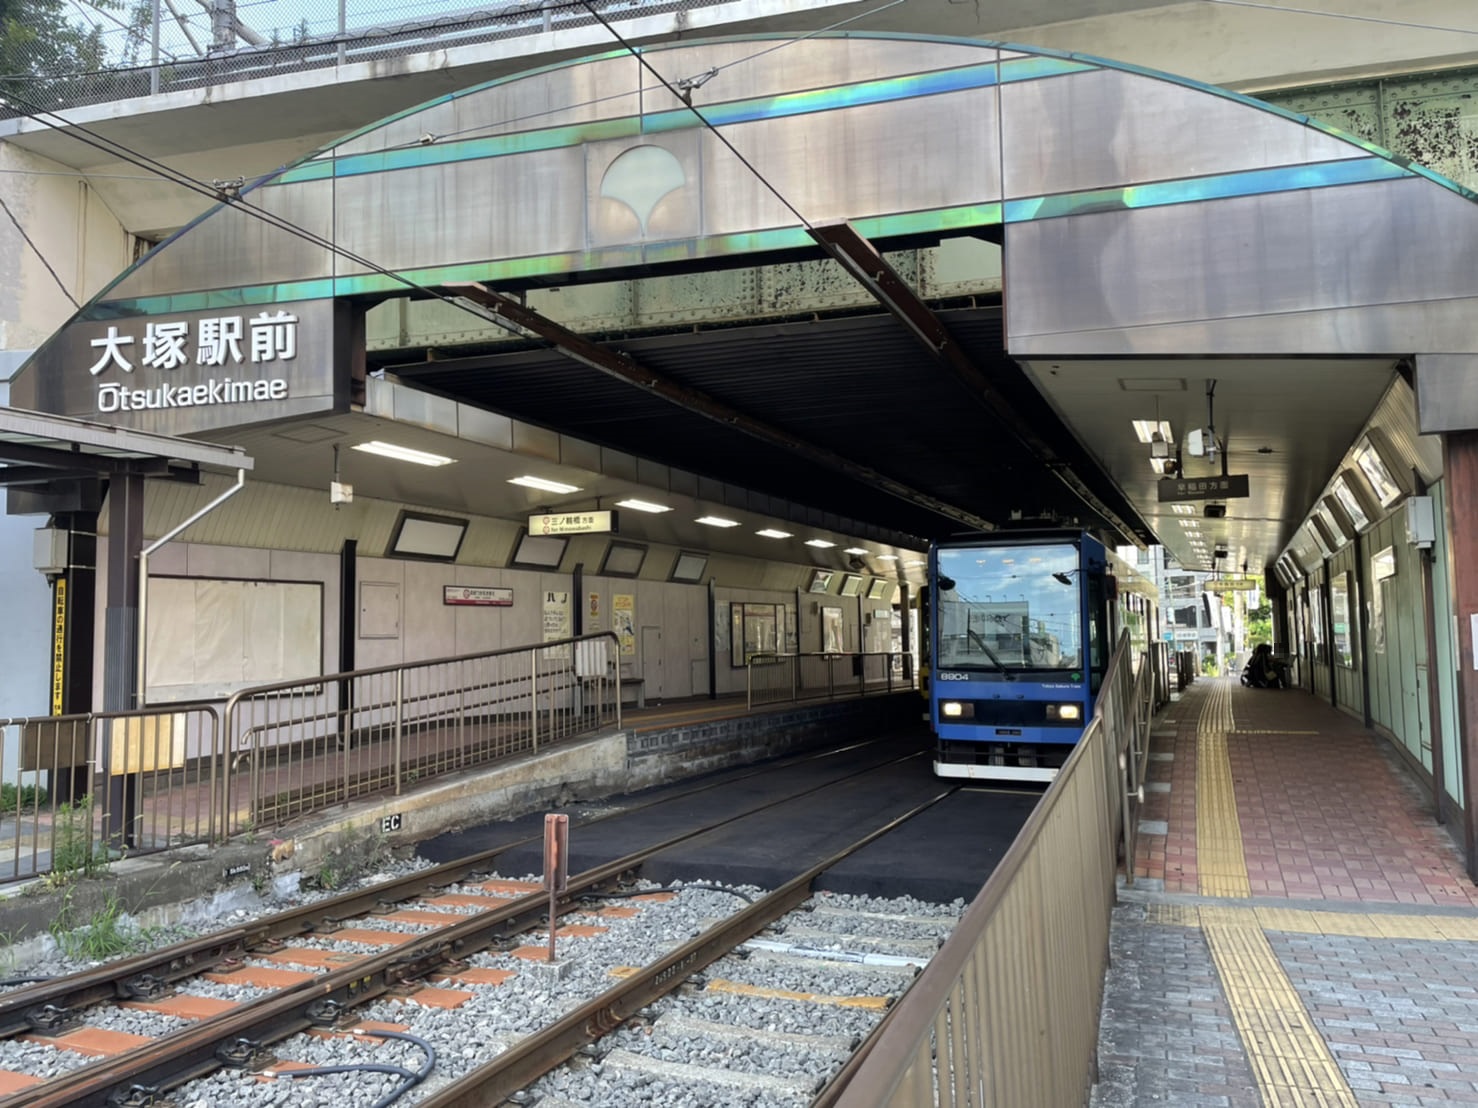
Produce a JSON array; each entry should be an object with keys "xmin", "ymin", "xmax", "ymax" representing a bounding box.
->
[{"xmin": 135, "ymin": 469, "xmax": 248, "ymax": 706}]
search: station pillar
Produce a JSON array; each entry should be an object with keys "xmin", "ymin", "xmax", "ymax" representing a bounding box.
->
[
  {"xmin": 1441, "ymin": 430, "xmax": 1478, "ymax": 881},
  {"xmin": 101, "ymin": 472, "xmax": 145, "ymax": 848}
]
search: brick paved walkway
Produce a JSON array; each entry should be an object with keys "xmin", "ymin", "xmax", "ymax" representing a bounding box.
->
[{"xmin": 1093, "ymin": 677, "xmax": 1478, "ymax": 1107}]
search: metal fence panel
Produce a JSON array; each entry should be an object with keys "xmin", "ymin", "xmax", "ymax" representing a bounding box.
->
[{"xmin": 817, "ymin": 630, "xmax": 1162, "ymax": 1107}]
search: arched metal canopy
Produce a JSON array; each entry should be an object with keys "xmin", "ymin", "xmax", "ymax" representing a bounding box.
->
[{"xmin": 12, "ymin": 33, "xmax": 1477, "ymax": 572}]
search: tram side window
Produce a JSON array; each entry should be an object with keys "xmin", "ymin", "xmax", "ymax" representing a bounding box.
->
[{"xmin": 1087, "ymin": 575, "xmax": 1107, "ymax": 694}]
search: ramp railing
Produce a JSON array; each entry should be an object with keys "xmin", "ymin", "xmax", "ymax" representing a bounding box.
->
[
  {"xmin": 0, "ymin": 705, "xmax": 223, "ymax": 884},
  {"xmin": 221, "ymin": 632, "xmax": 622, "ymax": 836},
  {"xmin": 744, "ymin": 651, "xmax": 907, "ymax": 710},
  {"xmin": 816, "ymin": 630, "xmax": 1155, "ymax": 1107}
]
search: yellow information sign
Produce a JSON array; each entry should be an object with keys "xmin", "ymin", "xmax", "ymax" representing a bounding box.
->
[{"xmin": 50, "ymin": 579, "xmax": 66, "ymax": 716}]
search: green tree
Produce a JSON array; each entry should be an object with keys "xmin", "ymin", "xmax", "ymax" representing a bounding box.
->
[
  {"xmin": 0, "ymin": 0, "xmax": 110, "ymax": 110},
  {"xmin": 1246, "ymin": 601, "xmax": 1272, "ymax": 646}
]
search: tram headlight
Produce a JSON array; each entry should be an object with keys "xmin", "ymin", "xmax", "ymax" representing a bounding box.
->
[
  {"xmin": 941, "ymin": 701, "xmax": 973, "ymax": 719},
  {"xmin": 1047, "ymin": 703, "xmax": 1082, "ymax": 722}
]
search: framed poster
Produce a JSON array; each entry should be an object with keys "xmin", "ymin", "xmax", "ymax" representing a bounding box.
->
[{"xmin": 821, "ymin": 606, "xmax": 844, "ymax": 653}]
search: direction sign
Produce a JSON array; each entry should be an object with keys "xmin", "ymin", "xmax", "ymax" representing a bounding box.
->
[
  {"xmin": 1206, "ymin": 578, "xmax": 1260, "ymax": 592},
  {"xmin": 529, "ymin": 510, "xmax": 616, "ymax": 535},
  {"xmin": 1157, "ymin": 475, "xmax": 1249, "ymax": 502}
]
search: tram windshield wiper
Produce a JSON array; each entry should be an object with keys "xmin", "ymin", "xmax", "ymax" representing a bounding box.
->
[{"xmin": 967, "ymin": 628, "xmax": 1015, "ymax": 680}]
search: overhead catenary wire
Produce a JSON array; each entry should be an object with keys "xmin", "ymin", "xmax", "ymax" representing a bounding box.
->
[
  {"xmin": 575, "ymin": 0, "xmax": 816, "ymax": 234},
  {"xmin": 0, "ymin": 193, "xmax": 80, "ymax": 309},
  {"xmin": 1198, "ymin": 0, "xmax": 1478, "ymax": 36}
]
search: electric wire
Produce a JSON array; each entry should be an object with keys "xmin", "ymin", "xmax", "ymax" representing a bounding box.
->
[
  {"xmin": 1, "ymin": 87, "xmax": 529, "ymax": 338},
  {"xmin": 379, "ymin": 0, "xmax": 915, "ymax": 152},
  {"xmin": 575, "ymin": 0, "xmax": 816, "ymax": 233},
  {"xmin": 1198, "ymin": 0, "xmax": 1478, "ymax": 36},
  {"xmin": 0, "ymin": 193, "xmax": 81, "ymax": 309}
]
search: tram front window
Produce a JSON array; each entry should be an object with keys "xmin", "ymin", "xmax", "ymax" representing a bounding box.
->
[{"xmin": 935, "ymin": 544, "xmax": 1083, "ymax": 672}]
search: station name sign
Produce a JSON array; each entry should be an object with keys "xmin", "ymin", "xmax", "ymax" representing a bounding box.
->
[
  {"xmin": 443, "ymin": 586, "xmax": 514, "ymax": 607},
  {"xmin": 86, "ymin": 310, "xmax": 300, "ymax": 414},
  {"xmin": 1157, "ymin": 475, "xmax": 1250, "ymax": 502},
  {"xmin": 529, "ymin": 511, "xmax": 617, "ymax": 535}
]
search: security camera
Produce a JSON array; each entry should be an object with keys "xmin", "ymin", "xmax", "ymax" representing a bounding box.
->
[{"xmin": 848, "ymin": 557, "xmax": 866, "ymax": 571}]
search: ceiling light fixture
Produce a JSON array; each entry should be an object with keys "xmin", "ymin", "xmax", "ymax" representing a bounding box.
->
[
  {"xmin": 615, "ymin": 498, "xmax": 672, "ymax": 513},
  {"xmin": 352, "ymin": 440, "xmax": 455, "ymax": 467},
  {"xmin": 876, "ymin": 554, "xmax": 899, "ymax": 562},
  {"xmin": 756, "ymin": 528, "xmax": 792, "ymax": 539},
  {"xmin": 509, "ymin": 474, "xmax": 581, "ymax": 493},
  {"xmin": 1132, "ymin": 419, "xmax": 1173, "ymax": 444},
  {"xmin": 805, "ymin": 539, "xmax": 836, "ymax": 548},
  {"xmin": 696, "ymin": 516, "xmax": 740, "ymax": 528},
  {"xmin": 843, "ymin": 547, "xmax": 869, "ymax": 556}
]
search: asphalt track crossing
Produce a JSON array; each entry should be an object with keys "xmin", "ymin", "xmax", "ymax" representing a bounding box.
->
[{"xmin": 417, "ymin": 730, "xmax": 1040, "ymax": 903}]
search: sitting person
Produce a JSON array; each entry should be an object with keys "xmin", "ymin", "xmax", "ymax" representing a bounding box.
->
[{"xmin": 1243, "ymin": 644, "xmax": 1286, "ymax": 689}]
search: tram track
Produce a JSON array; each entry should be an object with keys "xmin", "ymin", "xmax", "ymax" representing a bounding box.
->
[{"xmin": 0, "ymin": 742, "xmax": 957, "ymax": 1107}]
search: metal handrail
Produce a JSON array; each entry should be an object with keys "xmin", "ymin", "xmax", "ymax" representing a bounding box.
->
[
  {"xmin": 818, "ymin": 630, "xmax": 1151, "ymax": 1107},
  {"xmin": 744, "ymin": 651, "xmax": 906, "ymax": 710},
  {"xmin": 221, "ymin": 631, "xmax": 622, "ymax": 835}
]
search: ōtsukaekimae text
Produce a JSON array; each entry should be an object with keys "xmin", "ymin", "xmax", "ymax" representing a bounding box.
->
[{"xmin": 98, "ymin": 378, "xmax": 289, "ymax": 412}]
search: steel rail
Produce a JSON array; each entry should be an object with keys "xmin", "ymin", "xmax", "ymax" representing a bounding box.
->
[
  {"xmin": 0, "ymin": 733, "xmax": 906, "ymax": 1042},
  {"xmin": 9, "ymin": 750, "xmax": 927, "ymax": 1107},
  {"xmin": 416, "ymin": 788, "xmax": 959, "ymax": 1107}
]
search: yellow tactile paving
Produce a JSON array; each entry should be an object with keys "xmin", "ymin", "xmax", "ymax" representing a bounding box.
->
[
  {"xmin": 1196, "ymin": 682, "xmax": 1251, "ymax": 899},
  {"xmin": 1151, "ymin": 902, "xmax": 1478, "ymax": 943},
  {"xmin": 1202, "ymin": 922, "xmax": 1358, "ymax": 1108}
]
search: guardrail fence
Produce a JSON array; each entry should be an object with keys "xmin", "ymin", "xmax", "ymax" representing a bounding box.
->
[
  {"xmin": 0, "ymin": 705, "xmax": 222, "ymax": 883},
  {"xmin": 0, "ymin": 632, "xmax": 622, "ymax": 883},
  {"xmin": 223, "ymin": 632, "xmax": 622, "ymax": 835},
  {"xmin": 2, "ymin": 0, "xmax": 736, "ymax": 116},
  {"xmin": 744, "ymin": 651, "xmax": 907, "ymax": 710},
  {"xmin": 818, "ymin": 630, "xmax": 1159, "ymax": 1108}
]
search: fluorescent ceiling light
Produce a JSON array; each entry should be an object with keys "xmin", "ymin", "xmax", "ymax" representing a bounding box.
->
[
  {"xmin": 805, "ymin": 539, "xmax": 836, "ymax": 548},
  {"xmin": 876, "ymin": 554, "xmax": 899, "ymax": 562},
  {"xmin": 352, "ymin": 440, "xmax": 454, "ymax": 467},
  {"xmin": 1132, "ymin": 419, "xmax": 1173, "ymax": 444},
  {"xmin": 756, "ymin": 529, "xmax": 792, "ymax": 539},
  {"xmin": 906, "ymin": 559, "xmax": 925, "ymax": 567},
  {"xmin": 1149, "ymin": 457, "xmax": 1173, "ymax": 474},
  {"xmin": 1172, "ymin": 505, "xmax": 1194, "ymax": 515},
  {"xmin": 509, "ymin": 475, "xmax": 581, "ymax": 494},
  {"xmin": 696, "ymin": 516, "xmax": 739, "ymax": 528},
  {"xmin": 843, "ymin": 547, "xmax": 869, "ymax": 555},
  {"xmin": 616, "ymin": 498, "xmax": 671, "ymax": 514}
]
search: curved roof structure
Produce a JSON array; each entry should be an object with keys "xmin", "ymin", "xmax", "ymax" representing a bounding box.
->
[{"xmin": 13, "ymin": 33, "xmax": 1478, "ymax": 567}]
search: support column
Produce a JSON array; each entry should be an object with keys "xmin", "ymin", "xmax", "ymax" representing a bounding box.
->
[
  {"xmin": 54, "ymin": 512, "xmax": 97, "ymax": 806},
  {"xmin": 1441, "ymin": 431, "xmax": 1478, "ymax": 880},
  {"xmin": 102, "ymin": 473, "xmax": 145, "ymax": 849}
]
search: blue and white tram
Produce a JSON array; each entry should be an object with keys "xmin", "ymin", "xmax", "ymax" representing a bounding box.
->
[{"xmin": 927, "ymin": 530, "xmax": 1157, "ymax": 782}]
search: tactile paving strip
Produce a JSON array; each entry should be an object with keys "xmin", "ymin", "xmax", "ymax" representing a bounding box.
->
[
  {"xmin": 1201, "ymin": 920, "xmax": 1358, "ymax": 1107},
  {"xmin": 1196, "ymin": 683, "xmax": 1251, "ymax": 899}
]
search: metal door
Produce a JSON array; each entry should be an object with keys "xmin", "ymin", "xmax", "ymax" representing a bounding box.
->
[{"xmin": 640, "ymin": 626, "xmax": 663, "ymax": 703}]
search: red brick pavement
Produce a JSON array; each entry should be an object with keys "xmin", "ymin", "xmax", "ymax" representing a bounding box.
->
[{"xmin": 1134, "ymin": 679, "xmax": 1477, "ymax": 907}]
